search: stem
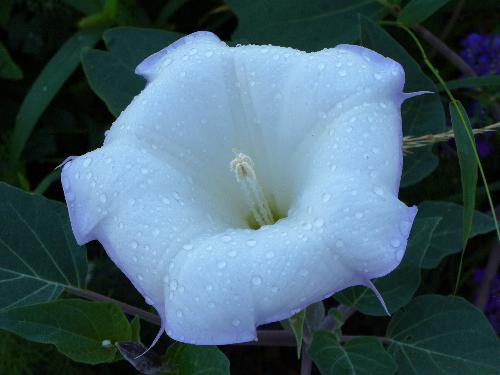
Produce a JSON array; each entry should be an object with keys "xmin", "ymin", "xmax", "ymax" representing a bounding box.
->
[
  {"xmin": 476, "ymin": 243, "xmax": 500, "ymax": 311},
  {"xmin": 300, "ymin": 346, "xmax": 313, "ymax": 375},
  {"xmin": 65, "ymin": 286, "xmax": 162, "ymax": 325}
]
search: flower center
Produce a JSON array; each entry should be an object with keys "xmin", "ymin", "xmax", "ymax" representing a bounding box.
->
[{"xmin": 230, "ymin": 152, "xmax": 275, "ymax": 228}]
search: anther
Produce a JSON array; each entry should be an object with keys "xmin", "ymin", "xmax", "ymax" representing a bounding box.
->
[{"xmin": 230, "ymin": 152, "xmax": 274, "ymax": 227}]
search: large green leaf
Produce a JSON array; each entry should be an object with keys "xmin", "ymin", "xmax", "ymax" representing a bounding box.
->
[
  {"xmin": 335, "ymin": 217, "xmax": 440, "ymax": 316},
  {"xmin": 0, "ymin": 299, "xmax": 132, "ymax": 364},
  {"xmin": 0, "ymin": 183, "xmax": 87, "ymax": 310},
  {"xmin": 449, "ymin": 101, "xmax": 477, "ymax": 249},
  {"xmin": 398, "ymin": 0, "xmax": 451, "ymax": 26},
  {"xmin": 8, "ymin": 30, "xmax": 101, "ymax": 168},
  {"xmin": 418, "ymin": 201, "xmax": 496, "ymax": 268},
  {"xmin": 164, "ymin": 343, "xmax": 230, "ymax": 375},
  {"xmin": 228, "ymin": 0, "xmax": 386, "ymax": 51},
  {"xmin": 359, "ymin": 16, "xmax": 445, "ymax": 187},
  {"xmin": 387, "ymin": 295, "xmax": 500, "ymax": 374},
  {"xmin": 308, "ymin": 333, "xmax": 396, "ymax": 375},
  {"xmin": 82, "ymin": 27, "xmax": 182, "ymax": 117}
]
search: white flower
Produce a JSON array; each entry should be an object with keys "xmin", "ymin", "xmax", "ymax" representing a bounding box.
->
[{"xmin": 61, "ymin": 31, "xmax": 418, "ymax": 345}]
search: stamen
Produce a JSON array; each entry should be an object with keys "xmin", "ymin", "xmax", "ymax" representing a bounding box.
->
[{"xmin": 230, "ymin": 152, "xmax": 274, "ymax": 227}]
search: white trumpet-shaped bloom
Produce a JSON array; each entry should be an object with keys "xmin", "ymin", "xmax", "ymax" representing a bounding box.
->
[{"xmin": 62, "ymin": 31, "xmax": 418, "ymax": 345}]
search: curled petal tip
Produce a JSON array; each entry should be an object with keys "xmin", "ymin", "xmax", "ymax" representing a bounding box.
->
[
  {"xmin": 135, "ymin": 31, "xmax": 221, "ymax": 81},
  {"xmin": 365, "ymin": 279, "xmax": 390, "ymax": 316},
  {"xmin": 400, "ymin": 90, "xmax": 434, "ymax": 104}
]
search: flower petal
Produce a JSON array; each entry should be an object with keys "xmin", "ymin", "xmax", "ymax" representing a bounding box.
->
[{"xmin": 62, "ymin": 33, "xmax": 418, "ymax": 345}]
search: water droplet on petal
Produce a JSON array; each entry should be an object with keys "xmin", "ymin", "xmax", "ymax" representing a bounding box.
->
[
  {"xmin": 391, "ymin": 239, "xmax": 401, "ymax": 247},
  {"xmin": 322, "ymin": 193, "xmax": 332, "ymax": 202},
  {"xmin": 314, "ymin": 218, "xmax": 324, "ymax": 227},
  {"xmin": 183, "ymin": 243, "xmax": 193, "ymax": 251},
  {"xmin": 400, "ymin": 221, "xmax": 412, "ymax": 236},
  {"xmin": 251, "ymin": 276, "xmax": 262, "ymax": 286},
  {"xmin": 395, "ymin": 249, "xmax": 404, "ymax": 262},
  {"xmin": 228, "ymin": 250, "xmax": 237, "ymax": 257},
  {"xmin": 99, "ymin": 194, "xmax": 107, "ymax": 203},
  {"xmin": 266, "ymin": 251, "xmax": 275, "ymax": 259},
  {"xmin": 246, "ymin": 239, "xmax": 257, "ymax": 247},
  {"xmin": 217, "ymin": 261, "xmax": 227, "ymax": 269},
  {"xmin": 130, "ymin": 241, "xmax": 138, "ymax": 249},
  {"xmin": 232, "ymin": 319, "xmax": 240, "ymax": 327},
  {"xmin": 339, "ymin": 70, "xmax": 347, "ymax": 76},
  {"xmin": 222, "ymin": 235, "xmax": 232, "ymax": 243}
]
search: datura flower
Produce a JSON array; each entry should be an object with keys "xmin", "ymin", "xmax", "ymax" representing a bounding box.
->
[{"xmin": 61, "ymin": 31, "xmax": 419, "ymax": 345}]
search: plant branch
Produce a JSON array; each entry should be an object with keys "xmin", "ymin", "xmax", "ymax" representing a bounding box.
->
[
  {"xmin": 300, "ymin": 346, "xmax": 313, "ymax": 375},
  {"xmin": 65, "ymin": 286, "xmax": 162, "ymax": 325},
  {"xmin": 402, "ymin": 122, "xmax": 500, "ymax": 154}
]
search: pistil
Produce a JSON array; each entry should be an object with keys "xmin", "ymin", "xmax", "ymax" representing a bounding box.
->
[{"xmin": 230, "ymin": 152, "xmax": 274, "ymax": 227}]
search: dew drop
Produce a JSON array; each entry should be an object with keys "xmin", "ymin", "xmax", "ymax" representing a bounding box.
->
[
  {"xmin": 183, "ymin": 243, "xmax": 193, "ymax": 251},
  {"xmin": 170, "ymin": 280, "xmax": 178, "ymax": 291},
  {"xmin": 152, "ymin": 228, "xmax": 160, "ymax": 236},
  {"xmin": 400, "ymin": 221, "xmax": 412, "ymax": 236},
  {"xmin": 339, "ymin": 70, "xmax": 347, "ymax": 77},
  {"xmin": 222, "ymin": 235, "xmax": 232, "ymax": 243},
  {"xmin": 176, "ymin": 310, "xmax": 183, "ymax": 318},
  {"xmin": 355, "ymin": 213, "xmax": 363, "ymax": 219},
  {"xmin": 299, "ymin": 269, "xmax": 309, "ymax": 277},
  {"xmin": 130, "ymin": 241, "xmax": 138, "ymax": 249},
  {"xmin": 374, "ymin": 73, "xmax": 382, "ymax": 80},
  {"xmin": 322, "ymin": 193, "xmax": 332, "ymax": 202},
  {"xmin": 137, "ymin": 274, "xmax": 144, "ymax": 281},
  {"xmin": 132, "ymin": 256, "xmax": 138, "ymax": 262},
  {"xmin": 228, "ymin": 250, "xmax": 237, "ymax": 257},
  {"xmin": 395, "ymin": 249, "xmax": 404, "ymax": 262},
  {"xmin": 246, "ymin": 239, "xmax": 257, "ymax": 247},
  {"xmin": 314, "ymin": 218, "xmax": 324, "ymax": 227},
  {"xmin": 336, "ymin": 240, "xmax": 344, "ymax": 248},
  {"xmin": 99, "ymin": 194, "xmax": 107, "ymax": 203},
  {"xmin": 232, "ymin": 319, "xmax": 241, "ymax": 327},
  {"xmin": 374, "ymin": 186, "xmax": 384, "ymax": 196},
  {"xmin": 265, "ymin": 251, "xmax": 275, "ymax": 259},
  {"xmin": 205, "ymin": 51, "xmax": 213, "ymax": 57},
  {"xmin": 217, "ymin": 261, "xmax": 227, "ymax": 269},
  {"xmin": 302, "ymin": 222, "xmax": 312, "ymax": 231},
  {"xmin": 251, "ymin": 276, "xmax": 262, "ymax": 286},
  {"xmin": 391, "ymin": 238, "xmax": 401, "ymax": 247}
]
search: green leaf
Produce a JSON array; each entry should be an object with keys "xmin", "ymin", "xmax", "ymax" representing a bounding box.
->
[
  {"xmin": 359, "ymin": 16, "xmax": 445, "ymax": 187},
  {"xmin": 0, "ymin": 299, "xmax": 133, "ymax": 364},
  {"xmin": 82, "ymin": 49, "xmax": 145, "ymax": 117},
  {"xmin": 398, "ymin": 0, "xmax": 451, "ymax": 26},
  {"xmin": 438, "ymin": 74, "xmax": 500, "ymax": 91},
  {"xmin": 308, "ymin": 333, "xmax": 396, "ymax": 375},
  {"xmin": 164, "ymin": 343, "xmax": 230, "ymax": 375},
  {"xmin": 335, "ymin": 217, "xmax": 440, "ymax": 315},
  {"xmin": 284, "ymin": 310, "xmax": 305, "ymax": 357},
  {"xmin": 82, "ymin": 27, "xmax": 182, "ymax": 116},
  {"xmin": 418, "ymin": 201, "xmax": 495, "ymax": 269},
  {"xmin": 449, "ymin": 101, "xmax": 477, "ymax": 248},
  {"xmin": 0, "ymin": 183, "xmax": 87, "ymax": 310},
  {"xmin": 130, "ymin": 316, "xmax": 141, "ymax": 342},
  {"xmin": 228, "ymin": 0, "xmax": 386, "ymax": 51},
  {"xmin": 8, "ymin": 30, "xmax": 101, "ymax": 168},
  {"xmin": 387, "ymin": 295, "xmax": 500, "ymax": 374},
  {"xmin": 0, "ymin": 41, "xmax": 22, "ymax": 80}
]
